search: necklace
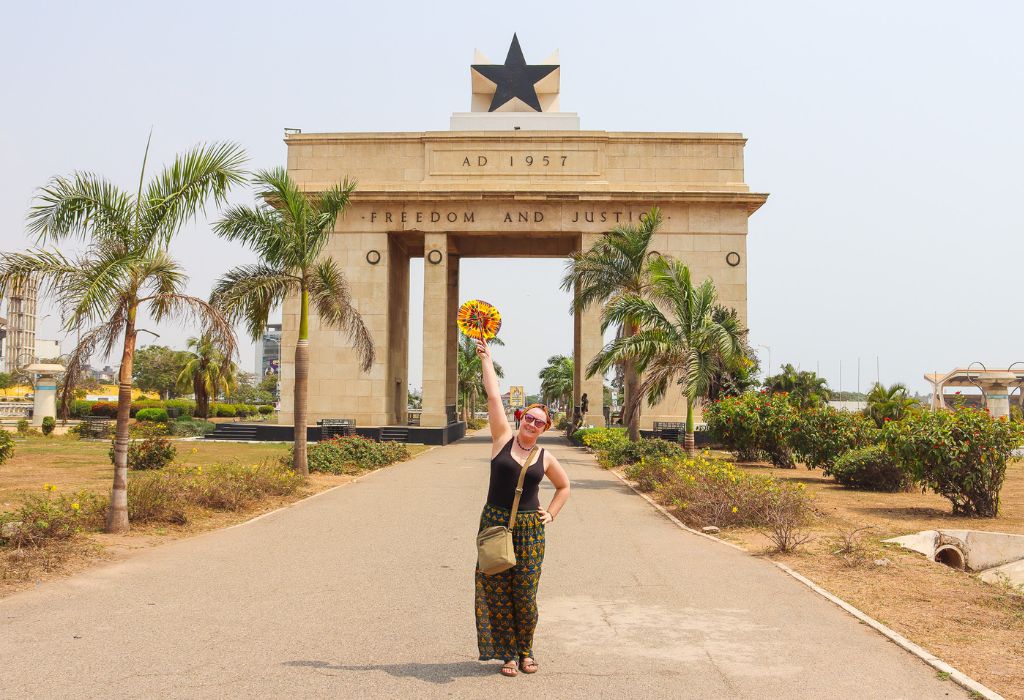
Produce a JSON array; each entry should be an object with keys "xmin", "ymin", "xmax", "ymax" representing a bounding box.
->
[{"xmin": 515, "ymin": 436, "xmax": 535, "ymax": 453}]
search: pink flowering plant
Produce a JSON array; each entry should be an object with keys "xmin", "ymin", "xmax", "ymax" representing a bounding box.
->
[
  {"xmin": 705, "ymin": 391, "xmax": 798, "ymax": 468},
  {"xmin": 883, "ymin": 406, "xmax": 1024, "ymax": 517},
  {"xmin": 790, "ymin": 405, "xmax": 879, "ymax": 472}
]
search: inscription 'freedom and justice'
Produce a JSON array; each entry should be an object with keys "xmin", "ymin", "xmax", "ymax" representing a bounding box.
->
[{"xmin": 366, "ymin": 210, "xmax": 654, "ymax": 224}]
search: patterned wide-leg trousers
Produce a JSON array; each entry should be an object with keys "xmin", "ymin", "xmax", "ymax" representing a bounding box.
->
[{"xmin": 475, "ymin": 503, "xmax": 546, "ymax": 662}]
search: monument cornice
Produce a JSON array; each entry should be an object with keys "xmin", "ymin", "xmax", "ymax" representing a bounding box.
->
[
  {"xmin": 285, "ymin": 130, "xmax": 748, "ymax": 146},
  {"xmin": 296, "ymin": 187, "xmax": 768, "ymax": 213}
]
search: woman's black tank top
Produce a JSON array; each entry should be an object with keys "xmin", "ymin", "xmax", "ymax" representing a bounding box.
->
[{"xmin": 486, "ymin": 438, "xmax": 545, "ymax": 511}]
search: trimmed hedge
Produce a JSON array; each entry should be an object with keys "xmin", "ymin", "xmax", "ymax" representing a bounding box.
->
[{"xmin": 135, "ymin": 408, "xmax": 169, "ymax": 422}]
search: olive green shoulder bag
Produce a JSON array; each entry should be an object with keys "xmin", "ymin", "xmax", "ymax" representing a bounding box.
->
[{"xmin": 477, "ymin": 445, "xmax": 538, "ymax": 576}]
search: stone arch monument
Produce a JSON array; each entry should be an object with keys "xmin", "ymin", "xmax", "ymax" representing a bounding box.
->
[{"xmin": 279, "ymin": 36, "xmax": 768, "ymax": 442}]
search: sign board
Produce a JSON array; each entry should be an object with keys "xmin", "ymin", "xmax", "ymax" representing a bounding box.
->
[{"xmin": 509, "ymin": 386, "xmax": 525, "ymax": 408}]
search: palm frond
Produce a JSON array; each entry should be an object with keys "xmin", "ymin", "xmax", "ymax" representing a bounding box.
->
[
  {"xmin": 57, "ymin": 311, "xmax": 128, "ymax": 414},
  {"xmin": 141, "ymin": 141, "xmax": 247, "ymax": 247},
  {"xmin": 213, "ymin": 204, "xmax": 289, "ymax": 267},
  {"xmin": 211, "ymin": 264, "xmax": 295, "ymax": 341},
  {"xmin": 143, "ymin": 293, "xmax": 237, "ymax": 364},
  {"xmin": 26, "ymin": 172, "xmax": 134, "ymax": 245},
  {"xmin": 307, "ymin": 260, "xmax": 376, "ymax": 372}
]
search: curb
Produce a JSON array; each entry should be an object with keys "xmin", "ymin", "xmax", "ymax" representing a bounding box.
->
[{"xmin": 606, "ymin": 466, "xmax": 1005, "ymax": 700}]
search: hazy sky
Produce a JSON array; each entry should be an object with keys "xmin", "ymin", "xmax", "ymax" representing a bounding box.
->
[{"xmin": 2, "ymin": 1, "xmax": 1022, "ymax": 396}]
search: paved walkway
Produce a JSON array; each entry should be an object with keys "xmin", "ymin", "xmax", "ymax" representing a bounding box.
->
[{"xmin": 1, "ymin": 432, "xmax": 966, "ymax": 699}]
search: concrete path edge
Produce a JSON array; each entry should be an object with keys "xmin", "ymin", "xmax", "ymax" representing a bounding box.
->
[{"xmin": 607, "ymin": 466, "xmax": 1005, "ymax": 700}]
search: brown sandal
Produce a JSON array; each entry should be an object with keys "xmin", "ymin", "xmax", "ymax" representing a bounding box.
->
[
  {"xmin": 500, "ymin": 661, "xmax": 518, "ymax": 677},
  {"xmin": 520, "ymin": 657, "xmax": 539, "ymax": 674}
]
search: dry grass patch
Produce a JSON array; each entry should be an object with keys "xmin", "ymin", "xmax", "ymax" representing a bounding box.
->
[
  {"xmin": 722, "ymin": 459, "xmax": 1024, "ymax": 699},
  {"xmin": 0, "ymin": 439, "xmax": 431, "ymax": 599}
]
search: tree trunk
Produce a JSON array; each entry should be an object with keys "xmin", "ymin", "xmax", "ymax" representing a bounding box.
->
[
  {"xmin": 106, "ymin": 308, "xmax": 138, "ymax": 534},
  {"xmin": 618, "ymin": 322, "xmax": 641, "ymax": 441},
  {"xmin": 293, "ymin": 288, "xmax": 310, "ymax": 477},
  {"xmin": 685, "ymin": 397, "xmax": 697, "ymax": 457},
  {"xmin": 194, "ymin": 374, "xmax": 209, "ymax": 418}
]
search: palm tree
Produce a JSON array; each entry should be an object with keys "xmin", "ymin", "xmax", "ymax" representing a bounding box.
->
[
  {"xmin": 763, "ymin": 363, "xmax": 830, "ymax": 410},
  {"xmin": 211, "ymin": 168, "xmax": 374, "ymax": 476},
  {"xmin": 865, "ymin": 382, "xmax": 918, "ymax": 427},
  {"xmin": 457, "ymin": 334, "xmax": 504, "ymax": 420},
  {"xmin": 538, "ymin": 354, "xmax": 574, "ymax": 412},
  {"xmin": 176, "ymin": 333, "xmax": 237, "ymax": 418},
  {"xmin": 592, "ymin": 256, "xmax": 743, "ymax": 455},
  {"xmin": 0, "ymin": 138, "xmax": 245, "ymax": 532},
  {"xmin": 707, "ymin": 305, "xmax": 759, "ymax": 401},
  {"xmin": 561, "ymin": 207, "xmax": 661, "ymax": 441}
]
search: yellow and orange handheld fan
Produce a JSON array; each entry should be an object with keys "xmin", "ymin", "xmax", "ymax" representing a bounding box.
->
[{"xmin": 457, "ymin": 299, "xmax": 502, "ymax": 341}]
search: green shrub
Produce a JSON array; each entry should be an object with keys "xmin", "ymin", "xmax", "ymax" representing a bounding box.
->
[
  {"xmin": 705, "ymin": 392, "xmax": 798, "ymax": 467},
  {"xmin": 167, "ymin": 418, "xmax": 216, "ymax": 437},
  {"xmin": 129, "ymin": 400, "xmax": 165, "ymax": 417},
  {"xmin": 16, "ymin": 418, "xmax": 30, "ymax": 435},
  {"xmin": 70, "ymin": 400, "xmax": 94, "ymax": 418},
  {"xmin": 258, "ymin": 405, "xmax": 274, "ymax": 415},
  {"xmin": 90, "ymin": 401, "xmax": 119, "ymax": 417},
  {"xmin": 0, "ymin": 490, "xmax": 105, "ymax": 548},
  {"xmin": 302, "ymin": 436, "xmax": 409, "ymax": 474},
  {"xmin": 831, "ymin": 445, "xmax": 910, "ymax": 492},
  {"xmin": 110, "ymin": 436, "xmax": 177, "ymax": 470},
  {"xmin": 135, "ymin": 407, "xmax": 169, "ymax": 422},
  {"xmin": 606, "ymin": 438, "xmax": 685, "ymax": 468},
  {"xmin": 215, "ymin": 404, "xmax": 237, "ymax": 418},
  {"xmin": 883, "ymin": 406, "xmax": 1024, "ymax": 517},
  {"xmin": 789, "ymin": 405, "xmax": 878, "ymax": 471},
  {"xmin": 0, "ymin": 431, "xmax": 14, "ymax": 465},
  {"xmin": 164, "ymin": 399, "xmax": 196, "ymax": 417},
  {"xmin": 41, "ymin": 416, "xmax": 56, "ymax": 435}
]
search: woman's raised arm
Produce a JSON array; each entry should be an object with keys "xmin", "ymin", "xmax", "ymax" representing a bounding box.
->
[{"xmin": 477, "ymin": 339, "xmax": 512, "ymax": 443}]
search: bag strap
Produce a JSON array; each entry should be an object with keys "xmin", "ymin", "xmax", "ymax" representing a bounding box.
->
[{"xmin": 508, "ymin": 445, "xmax": 539, "ymax": 530}]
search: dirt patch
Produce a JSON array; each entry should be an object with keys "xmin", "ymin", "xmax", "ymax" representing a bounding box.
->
[{"xmin": 713, "ymin": 459, "xmax": 1024, "ymax": 699}]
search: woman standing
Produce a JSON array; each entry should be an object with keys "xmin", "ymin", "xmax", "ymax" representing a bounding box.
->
[{"xmin": 474, "ymin": 338, "xmax": 571, "ymax": 677}]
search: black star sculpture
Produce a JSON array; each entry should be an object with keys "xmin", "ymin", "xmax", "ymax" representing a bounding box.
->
[{"xmin": 472, "ymin": 34, "xmax": 557, "ymax": 112}]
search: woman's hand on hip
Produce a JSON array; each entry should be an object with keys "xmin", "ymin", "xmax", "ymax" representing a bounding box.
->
[{"xmin": 537, "ymin": 507, "xmax": 553, "ymax": 525}]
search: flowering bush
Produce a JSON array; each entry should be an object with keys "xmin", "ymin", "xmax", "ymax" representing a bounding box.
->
[
  {"xmin": 789, "ymin": 405, "xmax": 878, "ymax": 471},
  {"xmin": 624, "ymin": 452, "xmax": 811, "ymax": 532},
  {"xmin": 0, "ymin": 490, "xmax": 105, "ymax": 547},
  {"xmin": 127, "ymin": 462, "xmax": 304, "ymax": 522},
  {"xmin": 110, "ymin": 436, "xmax": 177, "ymax": 470},
  {"xmin": 705, "ymin": 391, "xmax": 798, "ymax": 467},
  {"xmin": 576, "ymin": 428, "xmax": 682, "ymax": 468},
  {"xmin": 90, "ymin": 401, "xmax": 120, "ymax": 417},
  {"xmin": 302, "ymin": 435, "xmax": 409, "ymax": 474},
  {"xmin": 883, "ymin": 406, "xmax": 1024, "ymax": 516},
  {"xmin": 830, "ymin": 445, "xmax": 910, "ymax": 492},
  {"xmin": 577, "ymin": 427, "xmax": 628, "ymax": 457}
]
